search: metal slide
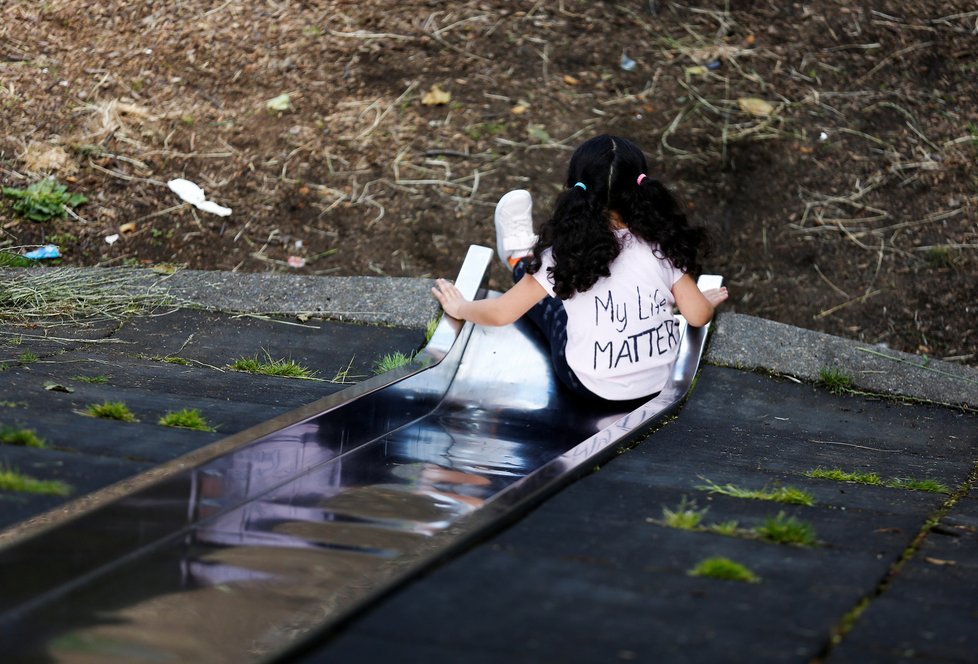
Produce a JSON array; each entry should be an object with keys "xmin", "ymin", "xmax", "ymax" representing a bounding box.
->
[{"xmin": 0, "ymin": 246, "xmax": 720, "ymax": 662}]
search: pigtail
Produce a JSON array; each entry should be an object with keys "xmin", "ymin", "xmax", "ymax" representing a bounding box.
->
[
  {"xmin": 627, "ymin": 178, "xmax": 704, "ymax": 277},
  {"xmin": 526, "ymin": 183, "xmax": 620, "ymax": 299}
]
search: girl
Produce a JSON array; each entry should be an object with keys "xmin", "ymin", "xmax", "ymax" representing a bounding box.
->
[{"xmin": 432, "ymin": 134, "xmax": 728, "ymax": 401}]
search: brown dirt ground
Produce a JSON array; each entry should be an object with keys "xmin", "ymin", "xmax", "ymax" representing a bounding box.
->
[{"xmin": 2, "ymin": 1, "xmax": 976, "ymax": 366}]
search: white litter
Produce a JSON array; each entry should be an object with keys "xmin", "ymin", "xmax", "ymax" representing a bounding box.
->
[
  {"xmin": 105, "ymin": 234, "xmax": 120, "ymax": 245},
  {"xmin": 167, "ymin": 178, "xmax": 232, "ymax": 217}
]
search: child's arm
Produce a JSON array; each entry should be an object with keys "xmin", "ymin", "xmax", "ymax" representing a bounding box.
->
[
  {"xmin": 432, "ymin": 274, "xmax": 547, "ymax": 326},
  {"xmin": 672, "ymin": 273, "xmax": 728, "ymax": 327}
]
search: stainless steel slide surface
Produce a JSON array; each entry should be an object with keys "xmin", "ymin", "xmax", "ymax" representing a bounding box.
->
[{"xmin": 0, "ymin": 246, "xmax": 719, "ymax": 662}]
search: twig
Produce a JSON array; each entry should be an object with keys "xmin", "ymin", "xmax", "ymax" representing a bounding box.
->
[{"xmin": 815, "ymin": 289, "xmax": 881, "ymax": 319}]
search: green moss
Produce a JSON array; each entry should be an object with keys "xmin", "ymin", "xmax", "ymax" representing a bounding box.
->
[
  {"xmin": 805, "ymin": 467, "xmax": 883, "ymax": 486},
  {"xmin": 0, "ymin": 425, "xmax": 45, "ymax": 448},
  {"xmin": 754, "ymin": 512, "xmax": 817, "ymax": 547},
  {"xmin": 0, "ymin": 467, "xmax": 71, "ymax": 496},
  {"xmin": 661, "ymin": 498, "xmax": 707, "ymax": 530},
  {"xmin": 688, "ymin": 557, "xmax": 759, "ymax": 583},
  {"xmin": 158, "ymin": 408, "xmax": 215, "ymax": 432},
  {"xmin": 697, "ymin": 478, "xmax": 815, "ymax": 506},
  {"xmin": 817, "ymin": 366, "xmax": 855, "ymax": 394},
  {"xmin": 230, "ymin": 351, "xmax": 314, "ymax": 378},
  {"xmin": 71, "ymin": 374, "xmax": 109, "ymax": 384},
  {"xmin": 85, "ymin": 401, "xmax": 137, "ymax": 422},
  {"xmin": 885, "ymin": 477, "xmax": 950, "ymax": 494}
]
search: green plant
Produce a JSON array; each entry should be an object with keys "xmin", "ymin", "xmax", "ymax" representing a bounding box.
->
[
  {"xmin": 47, "ymin": 232, "xmax": 78, "ymax": 247},
  {"xmin": 818, "ymin": 366, "xmax": 855, "ymax": 394},
  {"xmin": 885, "ymin": 477, "xmax": 950, "ymax": 494},
  {"xmin": 374, "ymin": 351, "xmax": 411, "ymax": 374},
  {"xmin": 161, "ymin": 356, "xmax": 191, "ymax": 366},
  {"xmin": 158, "ymin": 408, "xmax": 215, "ymax": 432},
  {"xmin": 329, "ymin": 356, "xmax": 362, "ymax": 384},
  {"xmin": 708, "ymin": 520, "xmax": 741, "ymax": 536},
  {"xmin": 230, "ymin": 351, "xmax": 315, "ymax": 378},
  {"xmin": 0, "ymin": 425, "xmax": 45, "ymax": 448},
  {"xmin": 18, "ymin": 351, "xmax": 38, "ymax": 363},
  {"xmin": 688, "ymin": 557, "xmax": 759, "ymax": 583},
  {"xmin": 85, "ymin": 401, "xmax": 137, "ymax": 422},
  {"xmin": 924, "ymin": 247, "xmax": 955, "ymax": 269},
  {"xmin": 0, "ymin": 466, "xmax": 71, "ymax": 495},
  {"xmin": 0, "ymin": 252, "xmax": 34, "ymax": 268},
  {"xmin": 754, "ymin": 512, "xmax": 817, "ymax": 547},
  {"xmin": 805, "ymin": 467, "xmax": 883, "ymax": 486},
  {"xmin": 2, "ymin": 178, "xmax": 87, "ymax": 222},
  {"xmin": 697, "ymin": 478, "xmax": 815, "ymax": 506},
  {"xmin": 71, "ymin": 374, "xmax": 109, "ymax": 384},
  {"xmin": 424, "ymin": 317, "xmax": 439, "ymax": 345},
  {"xmin": 661, "ymin": 497, "xmax": 708, "ymax": 530}
]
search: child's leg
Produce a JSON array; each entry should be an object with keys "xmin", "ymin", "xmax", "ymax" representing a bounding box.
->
[{"xmin": 513, "ymin": 260, "xmax": 600, "ymax": 400}]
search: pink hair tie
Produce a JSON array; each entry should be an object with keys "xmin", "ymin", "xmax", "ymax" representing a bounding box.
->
[{"xmin": 636, "ymin": 173, "xmax": 647, "ymax": 186}]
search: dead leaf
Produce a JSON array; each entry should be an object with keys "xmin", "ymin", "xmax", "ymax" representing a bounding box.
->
[
  {"xmin": 44, "ymin": 382, "xmax": 74, "ymax": 393},
  {"xmin": 737, "ymin": 97, "xmax": 775, "ymax": 117},
  {"xmin": 22, "ymin": 141, "xmax": 77, "ymax": 174},
  {"xmin": 266, "ymin": 93, "xmax": 293, "ymax": 112},
  {"xmin": 685, "ymin": 66, "xmax": 708, "ymax": 77},
  {"xmin": 924, "ymin": 557, "xmax": 957, "ymax": 566},
  {"xmin": 511, "ymin": 103, "xmax": 529, "ymax": 115},
  {"xmin": 119, "ymin": 222, "xmax": 136, "ymax": 233},
  {"xmin": 562, "ymin": 74, "xmax": 580, "ymax": 85},
  {"xmin": 421, "ymin": 84, "xmax": 451, "ymax": 106}
]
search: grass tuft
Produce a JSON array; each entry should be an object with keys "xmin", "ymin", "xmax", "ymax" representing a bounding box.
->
[
  {"xmin": 85, "ymin": 401, "xmax": 137, "ymax": 422},
  {"xmin": 885, "ymin": 477, "xmax": 950, "ymax": 494},
  {"xmin": 754, "ymin": 512, "xmax": 818, "ymax": 547},
  {"xmin": 18, "ymin": 351, "xmax": 39, "ymax": 363},
  {"xmin": 0, "ymin": 252, "xmax": 35, "ymax": 268},
  {"xmin": 374, "ymin": 351, "xmax": 412, "ymax": 374},
  {"xmin": 697, "ymin": 478, "xmax": 815, "ymax": 506},
  {"xmin": 230, "ymin": 351, "xmax": 315, "ymax": 378},
  {"xmin": 661, "ymin": 497, "xmax": 708, "ymax": 530},
  {"xmin": 158, "ymin": 408, "xmax": 215, "ymax": 432},
  {"xmin": 0, "ymin": 466, "xmax": 71, "ymax": 496},
  {"xmin": 688, "ymin": 557, "xmax": 759, "ymax": 583},
  {"xmin": 0, "ymin": 425, "xmax": 45, "ymax": 448},
  {"xmin": 818, "ymin": 366, "xmax": 855, "ymax": 394},
  {"xmin": 805, "ymin": 467, "xmax": 883, "ymax": 486},
  {"xmin": 807, "ymin": 467, "xmax": 950, "ymax": 494},
  {"xmin": 71, "ymin": 374, "xmax": 109, "ymax": 384}
]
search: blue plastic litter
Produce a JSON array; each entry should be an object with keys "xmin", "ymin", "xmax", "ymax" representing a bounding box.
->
[
  {"xmin": 24, "ymin": 244, "xmax": 61, "ymax": 260},
  {"xmin": 706, "ymin": 59, "xmax": 722, "ymax": 70},
  {"xmin": 620, "ymin": 53, "xmax": 637, "ymax": 72}
]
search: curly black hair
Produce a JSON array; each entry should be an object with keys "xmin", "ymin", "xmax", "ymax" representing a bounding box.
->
[{"xmin": 525, "ymin": 134, "xmax": 706, "ymax": 300}]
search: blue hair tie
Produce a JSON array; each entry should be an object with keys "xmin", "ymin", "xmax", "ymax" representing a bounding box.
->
[{"xmin": 573, "ymin": 182, "xmax": 587, "ymax": 191}]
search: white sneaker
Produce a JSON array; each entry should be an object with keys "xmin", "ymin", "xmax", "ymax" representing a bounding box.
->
[{"xmin": 494, "ymin": 189, "xmax": 537, "ymax": 267}]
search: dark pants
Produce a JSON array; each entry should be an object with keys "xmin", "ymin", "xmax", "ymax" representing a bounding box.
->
[{"xmin": 513, "ymin": 261, "xmax": 601, "ymax": 400}]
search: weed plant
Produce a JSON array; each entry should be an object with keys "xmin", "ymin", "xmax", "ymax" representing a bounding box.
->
[
  {"xmin": 0, "ymin": 252, "xmax": 34, "ymax": 268},
  {"xmin": 818, "ymin": 366, "xmax": 855, "ymax": 394},
  {"xmin": 0, "ymin": 425, "xmax": 45, "ymax": 448},
  {"xmin": 2, "ymin": 178, "xmax": 87, "ymax": 222},
  {"xmin": 697, "ymin": 478, "xmax": 815, "ymax": 506},
  {"xmin": 158, "ymin": 408, "xmax": 215, "ymax": 432},
  {"xmin": 807, "ymin": 467, "xmax": 950, "ymax": 494},
  {"xmin": 0, "ymin": 466, "xmax": 71, "ymax": 496},
  {"xmin": 374, "ymin": 351, "xmax": 411, "ymax": 374},
  {"xmin": 230, "ymin": 351, "xmax": 314, "ymax": 378},
  {"xmin": 806, "ymin": 467, "xmax": 883, "ymax": 486},
  {"xmin": 71, "ymin": 375, "xmax": 109, "ymax": 384},
  {"xmin": 754, "ymin": 512, "xmax": 817, "ymax": 547},
  {"xmin": 661, "ymin": 498, "xmax": 707, "ymax": 530},
  {"xmin": 886, "ymin": 477, "xmax": 950, "ymax": 494},
  {"xmin": 688, "ymin": 557, "xmax": 759, "ymax": 583},
  {"xmin": 85, "ymin": 401, "xmax": 137, "ymax": 422}
]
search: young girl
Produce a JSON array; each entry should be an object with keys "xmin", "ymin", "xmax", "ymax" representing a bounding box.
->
[{"xmin": 432, "ymin": 134, "xmax": 728, "ymax": 401}]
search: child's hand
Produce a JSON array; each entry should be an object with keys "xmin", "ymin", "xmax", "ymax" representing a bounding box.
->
[
  {"xmin": 702, "ymin": 286, "xmax": 729, "ymax": 307},
  {"xmin": 431, "ymin": 278, "xmax": 467, "ymax": 319}
]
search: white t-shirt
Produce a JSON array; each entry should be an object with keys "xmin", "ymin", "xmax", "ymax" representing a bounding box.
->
[{"xmin": 532, "ymin": 230, "xmax": 684, "ymax": 400}]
